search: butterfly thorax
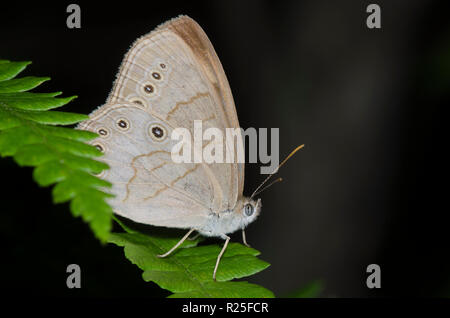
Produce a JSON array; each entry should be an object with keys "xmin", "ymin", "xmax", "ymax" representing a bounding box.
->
[{"xmin": 198, "ymin": 197, "xmax": 261, "ymax": 238}]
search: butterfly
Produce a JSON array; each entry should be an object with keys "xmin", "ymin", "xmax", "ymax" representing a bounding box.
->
[{"xmin": 78, "ymin": 15, "xmax": 303, "ymax": 280}]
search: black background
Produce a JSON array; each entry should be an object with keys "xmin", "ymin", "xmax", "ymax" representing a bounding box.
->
[{"xmin": 0, "ymin": 0, "xmax": 448, "ymax": 298}]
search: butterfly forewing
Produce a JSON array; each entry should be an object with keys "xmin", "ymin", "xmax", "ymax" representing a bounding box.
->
[{"xmin": 78, "ymin": 16, "xmax": 245, "ymax": 229}]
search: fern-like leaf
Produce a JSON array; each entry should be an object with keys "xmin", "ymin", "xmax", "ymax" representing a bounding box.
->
[
  {"xmin": 0, "ymin": 60, "xmax": 113, "ymax": 242},
  {"xmin": 109, "ymin": 218, "xmax": 274, "ymax": 298},
  {"xmin": 1, "ymin": 59, "xmax": 275, "ymax": 297}
]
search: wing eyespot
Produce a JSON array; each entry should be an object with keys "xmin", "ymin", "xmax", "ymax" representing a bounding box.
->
[
  {"xmin": 93, "ymin": 143, "xmax": 105, "ymax": 152},
  {"xmin": 129, "ymin": 97, "xmax": 148, "ymax": 108},
  {"xmin": 144, "ymin": 84, "xmax": 155, "ymax": 94},
  {"xmin": 140, "ymin": 81, "xmax": 158, "ymax": 97},
  {"xmin": 94, "ymin": 170, "xmax": 106, "ymax": 178},
  {"xmin": 151, "ymin": 71, "xmax": 162, "ymax": 80},
  {"xmin": 98, "ymin": 128, "xmax": 109, "ymax": 137},
  {"xmin": 149, "ymin": 123, "xmax": 167, "ymax": 142},
  {"xmin": 117, "ymin": 118, "xmax": 130, "ymax": 131}
]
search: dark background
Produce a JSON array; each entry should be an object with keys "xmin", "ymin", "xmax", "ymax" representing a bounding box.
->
[{"xmin": 0, "ymin": 0, "xmax": 448, "ymax": 298}]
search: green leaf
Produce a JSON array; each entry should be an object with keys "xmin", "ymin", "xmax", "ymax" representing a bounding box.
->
[
  {"xmin": 0, "ymin": 60, "xmax": 113, "ymax": 242},
  {"xmin": 0, "ymin": 61, "xmax": 31, "ymax": 81},
  {"xmin": 1, "ymin": 60, "xmax": 275, "ymax": 298},
  {"xmin": 5, "ymin": 107, "xmax": 86, "ymax": 125},
  {"xmin": 108, "ymin": 219, "xmax": 274, "ymax": 298},
  {"xmin": 0, "ymin": 76, "xmax": 50, "ymax": 93},
  {"xmin": 0, "ymin": 92, "xmax": 76, "ymax": 110},
  {"xmin": 169, "ymin": 281, "xmax": 274, "ymax": 298},
  {"xmin": 284, "ymin": 280, "xmax": 323, "ymax": 298}
]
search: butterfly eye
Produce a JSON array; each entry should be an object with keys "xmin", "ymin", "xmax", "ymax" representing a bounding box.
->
[
  {"xmin": 117, "ymin": 118, "xmax": 130, "ymax": 130},
  {"xmin": 244, "ymin": 203, "xmax": 254, "ymax": 217}
]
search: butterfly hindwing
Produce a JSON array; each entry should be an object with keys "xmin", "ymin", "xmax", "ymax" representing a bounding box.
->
[{"xmin": 78, "ymin": 104, "xmax": 215, "ymax": 228}]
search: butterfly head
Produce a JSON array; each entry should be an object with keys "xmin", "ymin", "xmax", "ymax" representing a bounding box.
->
[{"xmin": 237, "ymin": 197, "xmax": 262, "ymax": 228}]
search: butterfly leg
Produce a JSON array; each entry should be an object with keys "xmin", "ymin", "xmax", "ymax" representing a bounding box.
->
[
  {"xmin": 213, "ymin": 235, "xmax": 230, "ymax": 281},
  {"xmin": 187, "ymin": 231, "xmax": 200, "ymax": 241},
  {"xmin": 157, "ymin": 228, "xmax": 195, "ymax": 258},
  {"xmin": 242, "ymin": 229, "xmax": 251, "ymax": 248}
]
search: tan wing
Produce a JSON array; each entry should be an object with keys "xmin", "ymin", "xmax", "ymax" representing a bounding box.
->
[
  {"xmin": 107, "ymin": 15, "xmax": 244, "ymax": 211},
  {"xmin": 78, "ymin": 16, "xmax": 244, "ymax": 228}
]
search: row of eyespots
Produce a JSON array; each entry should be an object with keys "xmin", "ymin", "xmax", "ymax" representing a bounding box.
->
[
  {"xmin": 99, "ymin": 119, "xmax": 130, "ymax": 132},
  {"xmin": 93, "ymin": 121, "xmax": 168, "ymax": 153},
  {"xmin": 139, "ymin": 62, "xmax": 167, "ymax": 98},
  {"xmin": 93, "ymin": 60, "xmax": 169, "ymax": 153},
  {"xmin": 127, "ymin": 62, "xmax": 167, "ymax": 109},
  {"xmin": 143, "ymin": 62, "xmax": 168, "ymax": 140}
]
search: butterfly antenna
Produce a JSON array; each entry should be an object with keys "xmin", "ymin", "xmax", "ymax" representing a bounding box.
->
[
  {"xmin": 252, "ymin": 177, "xmax": 283, "ymax": 197},
  {"xmin": 250, "ymin": 144, "xmax": 304, "ymax": 199}
]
